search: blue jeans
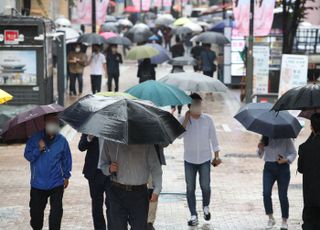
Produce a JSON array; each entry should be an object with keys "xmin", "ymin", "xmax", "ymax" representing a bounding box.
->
[
  {"xmin": 184, "ymin": 160, "xmax": 211, "ymax": 216},
  {"xmin": 263, "ymin": 162, "xmax": 291, "ymax": 219}
]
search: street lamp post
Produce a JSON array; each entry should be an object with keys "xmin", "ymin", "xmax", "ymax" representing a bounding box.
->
[
  {"xmin": 92, "ymin": 0, "xmax": 96, "ymax": 33},
  {"xmin": 245, "ymin": 0, "xmax": 254, "ymax": 103}
]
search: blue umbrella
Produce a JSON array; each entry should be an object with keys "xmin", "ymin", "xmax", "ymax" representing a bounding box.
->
[
  {"xmin": 148, "ymin": 35, "xmax": 160, "ymax": 41},
  {"xmin": 125, "ymin": 80, "xmax": 191, "ymax": 107},
  {"xmin": 146, "ymin": 43, "xmax": 170, "ymax": 64},
  {"xmin": 210, "ymin": 20, "xmax": 234, "ymax": 33},
  {"xmin": 234, "ymin": 103, "xmax": 302, "ymax": 138}
]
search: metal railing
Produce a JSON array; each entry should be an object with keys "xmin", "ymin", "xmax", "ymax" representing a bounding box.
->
[{"xmin": 293, "ymin": 28, "xmax": 320, "ymax": 54}]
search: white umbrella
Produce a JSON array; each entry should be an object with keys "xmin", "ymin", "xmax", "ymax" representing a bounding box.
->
[
  {"xmin": 55, "ymin": 17, "xmax": 71, "ymax": 27},
  {"xmin": 118, "ymin": 19, "xmax": 133, "ymax": 27},
  {"xmin": 184, "ymin": 22, "xmax": 203, "ymax": 33},
  {"xmin": 197, "ymin": 21, "xmax": 211, "ymax": 28},
  {"xmin": 56, "ymin": 27, "xmax": 80, "ymax": 43},
  {"xmin": 158, "ymin": 72, "xmax": 228, "ymax": 92}
]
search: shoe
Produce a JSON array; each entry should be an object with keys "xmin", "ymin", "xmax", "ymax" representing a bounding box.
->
[
  {"xmin": 147, "ymin": 222, "xmax": 155, "ymax": 230},
  {"xmin": 280, "ymin": 222, "xmax": 288, "ymax": 230},
  {"xmin": 203, "ymin": 206, "xmax": 211, "ymax": 221},
  {"xmin": 188, "ymin": 215, "xmax": 198, "ymax": 226},
  {"xmin": 266, "ymin": 218, "xmax": 276, "ymax": 229}
]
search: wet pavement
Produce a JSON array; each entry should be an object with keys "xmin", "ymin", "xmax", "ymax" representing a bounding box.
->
[{"xmin": 0, "ymin": 61, "xmax": 310, "ymax": 229}]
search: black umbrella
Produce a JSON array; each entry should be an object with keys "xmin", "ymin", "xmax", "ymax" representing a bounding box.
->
[
  {"xmin": 168, "ymin": 56, "xmax": 197, "ymax": 66},
  {"xmin": 100, "ymin": 22, "xmax": 119, "ymax": 33},
  {"xmin": 191, "ymin": 31, "xmax": 230, "ymax": 45},
  {"xmin": 105, "ymin": 36, "xmax": 132, "ymax": 46},
  {"xmin": 77, "ymin": 33, "xmax": 107, "ymax": 45},
  {"xmin": 272, "ymin": 83, "xmax": 320, "ymax": 111},
  {"xmin": 59, "ymin": 95, "xmax": 185, "ymax": 145},
  {"xmin": 234, "ymin": 103, "xmax": 302, "ymax": 138}
]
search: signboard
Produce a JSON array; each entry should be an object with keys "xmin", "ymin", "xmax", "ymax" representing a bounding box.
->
[
  {"xmin": 278, "ymin": 54, "xmax": 308, "ymax": 97},
  {"xmin": 0, "ymin": 50, "xmax": 37, "ymax": 86},
  {"xmin": 4, "ymin": 30, "xmax": 19, "ymax": 44},
  {"xmin": 253, "ymin": 45, "xmax": 270, "ymax": 94},
  {"xmin": 72, "ymin": 0, "xmax": 109, "ymax": 25}
]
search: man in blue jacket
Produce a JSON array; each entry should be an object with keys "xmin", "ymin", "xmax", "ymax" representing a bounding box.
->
[{"xmin": 24, "ymin": 113, "xmax": 72, "ymax": 230}]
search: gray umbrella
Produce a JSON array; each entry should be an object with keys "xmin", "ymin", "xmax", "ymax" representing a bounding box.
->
[
  {"xmin": 105, "ymin": 36, "xmax": 132, "ymax": 46},
  {"xmin": 191, "ymin": 31, "xmax": 230, "ymax": 45},
  {"xmin": 171, "ymin": 26, "xmax": 193, "ymax": 35},
  {"xmin": 234, "ymin": 103, "xmax": 302, "ymax": 138},
  {"xmin": 105, "ymin": 15, "xmax": 117, "ymax": 22},
  {"xmin": 126, "ymin": 26, "xmax": 153, "ymax": 43},
  {"xmin": 155, "ymin": 15, "xmax": 175, "ymax": 26},
  {"xmin": 77, "ymin": 33, "xmax": 107, "ymax": 45},
  {"xmin": 168, "ymin": 56, "xmax": 197, "ymax": 66},
  {"xmin": 100, "ymin": 22, "xmax": 119, "ymax": 33}
]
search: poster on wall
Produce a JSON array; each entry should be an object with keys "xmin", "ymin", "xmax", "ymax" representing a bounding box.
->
[
  {"xmin": 253, "ymin": 45, "xmax": 270, "ymax": 94},
  {"xmin": 278, "ymin": 54, "xmax": 308, "ymax": 97},
  {"xmin": 72, "ymin": 0, "xmax": 109, "ymax": 25},
  {"xmin": 0, "ymin": 50, "xmax": 37, "ymax": 86}
]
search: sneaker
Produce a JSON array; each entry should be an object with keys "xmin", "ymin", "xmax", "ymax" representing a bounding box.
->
[
  {"xmin": 188, "ymin": 215, "xmax": 198, "ymax": 226},
  {"xmin": 203, "ymin": 206, "xmax": 211, "ymax": 221},
  {"xmin": 266, "ymin": 218, "xmax": 276, "ymax": 229},
  {"xmin": 280, "ymin": 222, "xmax": 288, "ymax": 230}
]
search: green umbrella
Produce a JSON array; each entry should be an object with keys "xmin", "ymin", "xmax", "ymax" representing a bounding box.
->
[
  {"xmin": 127, "ymin": 45, "xmax": 159, "ymax": 60},
  {"xmin": 125, "ymin": 80, "xmax": 191, "ymax": 107},
  {"xmin": 96, "ymin": 92, "xmax": 136, "ymax": 99}
]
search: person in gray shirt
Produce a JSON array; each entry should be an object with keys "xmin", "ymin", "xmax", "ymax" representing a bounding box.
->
[{"xmin": 99, "ymin": 140, "xmax": 162, "ymax": 230}]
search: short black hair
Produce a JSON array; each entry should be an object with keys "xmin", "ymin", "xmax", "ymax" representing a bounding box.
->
[
  {"xmin": 311, "ymin": 113, "xmax": 320, "ymax": 134},
  {"xmin": 188, "ymin": 93, "xmax": 202, "ymax": 108},
  {"xmin": 175, "ymin": 36, "xmax": 180, "ymax": 43}
]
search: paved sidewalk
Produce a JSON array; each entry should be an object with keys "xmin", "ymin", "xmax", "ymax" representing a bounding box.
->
[{"xmin": 0, "ymin": 62, "xmax": 309, "ymax": 229}]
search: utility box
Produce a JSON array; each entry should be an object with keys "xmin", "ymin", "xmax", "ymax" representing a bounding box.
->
[{"xmin": 0, "ymin": 15, "xmax": 54, "ymax": 105}]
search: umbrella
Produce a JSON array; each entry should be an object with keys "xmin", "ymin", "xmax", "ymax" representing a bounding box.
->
[
  {"xmin": 99, "ymin": 32, "xmax": 118, "ymax": 40},
  {"xmin": 234, "ymin": 103, "xmax": 302, "ymax": 138},
  {"xmin": 118, "ymin": 19, "xmax": 133, "ymax": 27},
  {"xmin": 124, "ymin": 5, "xmax": 140, "ymax": 13},
  {"xmin": 105, "ymin": 15, "xmax": 117, "ymax": 22},
  {"xmin": 0, "ymin": 89, "xmax": 13, "ymax": 104},
  {"xmin": 59, "ymin": 95, "xmax": 185, "ymax": 144},
  {"xmin": 197, "ymin": 21, "xmax": 211, "ymax": 28},
  {"xmin": 210, "ymin": 19, "xmax": 234, "ymax": 33},
  {"xmin": 56, "ymin": 27, "xmax": 80, "ymax": 43},
  {"xmin": 171, "ymin": 26, "xmax": 193, "ymax": 35},
  {"xmin": 155, "ymin": 15, "xmax": 175, "ymax": 26},
  {"xmin": 1, "ymin": 104, "xmax": 64, "ymax": 141},
  {"xmin": 191, "ymin": 32, "xmax": 230, "ymax": 45},
  {"xmin": 146, "ymin": 43, "xmax": 170, "ymax": 64},
  {"xmin": 148, "ymin": 35, "xmax": 160, "ymax": 41},
  {"xmin": 126, "ymin": 26, "xmax": 153, "ymax": 43},
  {"xmin": 105, "ymin": 36, "xmax": 132, "ymax": 46},
  {"xmin": 184, "ymin": 22, "xmax": 203, "ymax": 33},
  {"xmin": 54, "ymin": 17, "xmax": 71, "ymax": 27},
  {"xmin": 96, "ymin": 92, "xmax": 136, "ymax": 99},
  {"xmin": 125, "ymin": 80, "xmax": 191, "ymax": 107},
  {"xmin": 100, "ymin": 22, "xmax": 119, "ymax": 33},
  {"xmin": 77, "ymin": 33, "xmax": 107, "ymax": 45},
  {"xmin": 127, "ymin": 45, "xmax": 159, "ymax": 60},
  {"xmin": 159, "ymin": 72, "xmax": 228, "ymax": 92},
  {"xmin": 173, "ymin": 17, "xmax": 192, "ymax": 26},
  {"xmin": 272, "ymin": 84, "xmax": 320, "ymax": 111},
  {"xmin": 168, "ymin": 56, "xmax": 197, "ymax": 66}
]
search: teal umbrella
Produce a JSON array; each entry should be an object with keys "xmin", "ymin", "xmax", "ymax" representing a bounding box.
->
[{"xmin": 125, "ymin": 80, "xmax": 191, "ymax": 107}]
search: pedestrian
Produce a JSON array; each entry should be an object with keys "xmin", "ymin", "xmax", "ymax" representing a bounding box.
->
[
  {"xmin": 24, "ymin": 113, "xmax": 72, "ymax": 230},
  {"xmin": 257, "ymin": 136, "xmax": 297, "ymax": 230},
  {"xmin": 190, "ymin": 42, "xmax": 203, "ymax": 72},
  {"xmin": 199, "ymin": 43, "xmax": 217, "ymax": 78},
  {"xmin": 217, "ymin": 52, "xmax": 224, "ymax": 82},
  {"xmin": 88, "ymin": 44, "xmax": 107, "ymax": 94},
  {"xmin": 162, "ymin": 26, "xmax": 172, "ymax": 49},
  {"xmin": 78, "ymin": 134, "xmax": 112, "ymax": 230},
  {"xmin": 105, "ymin": 45, "xmax": 123, "ymax": 92},
  {"xmin": 99, "ymin": 140, "xmax": 163, "ymax": 230},
  {"xmin": 67, "ymin": 43, "xmax": 87, "ymax": 96},
  {"xmin": 298, "ymin": 113, "xmax": 320, "ymax": 230},
  {"xmin": 137, "ymin": 58, "xmax": 156, "ymax": 83},
  {"xmin": 179, "ymin": 93, "xmax": 221, "ymax": 226}
]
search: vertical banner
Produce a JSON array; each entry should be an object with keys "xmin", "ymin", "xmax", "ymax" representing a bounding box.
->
[
  {"xmin": 72, "ymin": 0, "xmax": 108, "ymax": 25},
  {"xmin": 253, "ymin": 45, "xmax": 270, "ymax": 94},
  {"xmin": 132, "ymin": 0, "xmax": 151, "ymax": 11}
]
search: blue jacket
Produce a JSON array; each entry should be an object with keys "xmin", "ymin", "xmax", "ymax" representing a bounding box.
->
[{"xmin": 24, "ymin": 130, "xmax": 72, "ymax": 190}]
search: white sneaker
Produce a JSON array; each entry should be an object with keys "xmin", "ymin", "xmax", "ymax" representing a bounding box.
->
[
  {"xmin": 188, "ymin": 215, "xmax": 198, "ymax": 226},
  {"xmin": 266, "ymin": 218, "xmax": 276, "ymax": 229},
  {"xmin": 203, "ymin": 206, "xmax": 211, "ymax": 221},
  {"xmin": 280, "ymin": 222, "xmax": 288, "ymax": 230}
]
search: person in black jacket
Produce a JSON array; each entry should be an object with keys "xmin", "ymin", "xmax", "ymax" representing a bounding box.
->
[
  {"xmin": 137, "ymin": 58, "xmax": 156, "ymax": 83},
  {"xmin": 298, "ymin": 113, "xmax": 320, "ymax": 230},
  {"xmin": 78, "ymin": 134, "xmax": 111, "ymax": 230}
]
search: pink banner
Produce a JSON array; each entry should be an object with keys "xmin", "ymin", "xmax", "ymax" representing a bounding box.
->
[
  {"xmin": 232, "ymin": 0, "xmax": 275, "ymax": 36},
  {"xmin": 72, "ymin": 0, "xmax": 109, "ymax": 25},
  {"xmin": 132, "ymin": 0, "xmax": 151, "ymax": 11},
  {"xmin": 153, "ymin": 0, "xmax": 172, "ymax": 7}
]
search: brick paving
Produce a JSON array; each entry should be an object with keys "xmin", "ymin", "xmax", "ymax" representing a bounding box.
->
[{"xmin": 0, "ymin": 62, "xmax": 310, "ymax": 230}]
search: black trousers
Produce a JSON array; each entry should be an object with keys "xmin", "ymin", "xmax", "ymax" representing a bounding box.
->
[
  {"xmin": 109, "ymin": 185, "xmax": 149, "ymax": 230},
  {"xmin": 70, "ymin": 73, "xmax": 83, "ymax": 95},
  {"xmin": 107, "ymin": 73, "xmax": 119, "ymax": 92},
  {"xmin": 29, "ymin": 185, "xmax": 64, "ymax": 230},
  {"xmin": 302, "ymin": 207, "xmax": 320, "ymax": 230},
  {"xmin": 203, "ymin": 70, "xmax": 214, "ymax": 78},
  {"xmin": 88, "ymin": 172, "xmax": 112, "ymax": 230},
  {"xmin": 90, "ymin": 75, "xmax": 102, "ymax": 94}
]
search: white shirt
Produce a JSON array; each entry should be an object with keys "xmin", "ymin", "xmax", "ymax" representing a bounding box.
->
[
  {"xmin": 90, "ymin": 52, "xmax": 106, "ymax": 75},
  {"xmin": 179, "ymin": 113, "xmax": 220, "ymax": 164}
]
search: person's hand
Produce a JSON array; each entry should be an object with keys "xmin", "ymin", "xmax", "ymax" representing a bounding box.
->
[
  {"xmin": 212, "ymin": 158, "xmax": 222, "ymax": 167},
  {"xmin": 87, "ymin": 135, "xmax": 94, "ymax": 142},
  {"xmin": 64, "ymin": 179, "xmax": 69, "ymax": 189},
  {"xmin": 277, "ymin": 159, "xmax": 288, "ymax": 165},
  {"xmin": 150, "ymin": 193, "xmax": 159, "ymax": 202},
  {"xmin": 109, "ymin": 162, "xmax": 118, "ymax": 173},
  {"xmin": 185, "ymin": 110, "xmax": 190, "ymax": 120},
  {"xmin": 39, "ymin": 139, "xmax": 46, "ymax": 152}
]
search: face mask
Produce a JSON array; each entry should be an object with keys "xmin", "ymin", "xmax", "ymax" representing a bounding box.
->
[
  {"xmin": 190, "ymin": 105, "xmax": 202, "ymax": 115},
  {"xmin": 45, "ymin": 122, "xmax": 60, "ymax": 135},
  {"xmin": 75, "ymin": 47, "xmax": 81, "ymax": 52}
]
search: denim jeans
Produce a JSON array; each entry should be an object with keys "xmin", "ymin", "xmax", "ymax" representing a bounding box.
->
[
  {"xmin": 263, "ymin": 162, "xmax": 291, "ymax": 219},
  {"xmin": 69, "ymin": 73, "xmax": 83, "ymax": 95},
  {"xmin": 184, "ymin": 160, "xmax": 211, "ymax": 216}
]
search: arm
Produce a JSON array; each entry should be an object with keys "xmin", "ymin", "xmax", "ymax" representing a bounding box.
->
[
  {"xmin": 118, "ymin": 54, "xmax": 123, "ymax": 64},
  {"xmin": 78, "ymin": 134, "xmax": 89, "ymax": 152},
  {"xmin": 209, "ymin": 118, "xmax": 221, "ymax": 154},
  {"xmin": 285, "ymin": 139, "xmax": 297, "ymax": 164},
  {"xmin": 62, "ymin": 140, "xmax": 72, "ymax": 179},
  {"xmin": 24, "ymin": 136, "xmax": 42, "ymax": 163},
  {"xmin": 67, "ymin": 53, "xmax": 76, "ymax": 64},
  {"xmin": 99, "ymin": 140, "xmax": 112, "ymax": 176},
  {"xmin": 148, "ymin": 146, "xmax": 163, "ymax": 195}
]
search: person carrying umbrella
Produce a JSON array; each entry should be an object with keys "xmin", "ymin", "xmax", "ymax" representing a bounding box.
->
[
  {"xmin": 298, "ymin": 113, "xmax": 320, "ymax": 229},
  {"xmin": 137, "ymin": 58, "xmax": 156, "ymax": 83},
  {"xmin": 24, "ymin": 113, "xmax": 72, "ymax": 230},
  {"xmin": 199, "ymin": 43, "xmax": 217, "ymax": 78},
  {"xmin": 88, "ymin": 44, "xmax": 107, "ymax": 94},
  {"xmin": 190, "ymin": 42, "xmax": 204, "ymax": 72},
  {"xmin": 105, "ymin": 44, "xmax": 123, "ymax": 92}
]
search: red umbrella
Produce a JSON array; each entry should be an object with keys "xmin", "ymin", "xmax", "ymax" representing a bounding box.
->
[
  {"xmin": 124, "ymin": 5, "xmax": 140, "ymax": 13},
  {"xmin": 1, "ymin": 104, "xmax": 64, "ymax": 142},
  {"xmin": 99, "ymin": 31, "xmax": 118, "ymax": 40}
]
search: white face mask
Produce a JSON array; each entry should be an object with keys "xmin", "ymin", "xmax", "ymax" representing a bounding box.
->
[
  {"xmin": 190, "ymin": 105, "xmax": 202, "ymax": 115},
  {"xmin": 45, "ymin": 122, "xmax": 60, "ymax": 135},
  {"xmin": 75, "ymin": 47, "xmax": 81, "ymax": 52}
]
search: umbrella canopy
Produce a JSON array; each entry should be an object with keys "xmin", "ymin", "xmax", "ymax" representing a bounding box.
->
[
  {"xmin": 56, "ymin": 27, "xmax": 80, "ymax": 43},
  {"xmin": 191, "ymin": 32, "xmax": 230, "ymax": 45},
  {"xmin": 99, "ymin": 31, "xmax": 118, "ymax": 40},
  {"xmin": 105, "ymin": 15, "xmax": 117, "ymax": 22},
  {"xmin": 159, "ymin": 72, "xmax": 228, "ymax": 92},
  {"xmin": 77, "ymin": 33, "xmax": 107, "ymax": 45},
  {"xmin": 0, "ymin": 89, "xmax": 13, "ymax": 104},
  {"xmin": 171, "ymin": 26, "xmax": 193, "ymax": 35},
  {"xmin": 174, "ymin": 17, "xmax": 192, "ymax": 26},
  {"xmin": 96, "ymin": 92, "xmax": 136, "ymax": 99},
  {"xmin": 184, "ymin": 22, "xmax": 203, "ymax": 33},
  {"xmin": 210, "ymin": 19, "xmax": 234, "ymax": 33},
  {"xmin": 125, "ymin": 80, "xmax": 191, "ymax": 107},
  {"xmin": 118, "ymin": 18, "xmax": 133, "ymax": 27},
  {"xmin": 59, "ymin": 95, "xmax": 185, "ymax": 144},
  {"xmin": 105, "ymin": 36, "xmax": 132, "ymax": 46},
  {"xmin": 155, "ymin": 14, "xmax": 175, "ymax": 26},
  {"xmin": 234, "ymin": 103, "xmax": 303, "ymax": 138},
  {"xmin": 148, "ymin": 35, "xmax": 160, "ymax": 41},
  {"xmin": 146, "ymin": 43, "xmax": 170, "ymax": 64},
  {"xmin": 126, "ymin": 26, "xmax": 153, "ymax": 43},
  {"xmin": 1, "ymin": 104, "xmax": 64, "ymax": 141},
  {"xmin": 127, "ymin": 45, "xmax": 159, "ymax": 60},
  {"xmin": 168, "ymin": 56, "xmax": 197, "ymax": 66},
  {"xmin": 197, "ymin": 21, "xmax": 211, "ymax": 28},
  {"xmin": 272, "ymin": 83, "xmax": 320, "ymax": 111},
  {"xmin": 100, "ymin": 22, "xmax": 119, "ymax": 33},
  {"xmin": 124, "ymin": 5, "xmax": 140, "ymax": 13},
  {"xmin": 54, "ymin": 17, "xmax": 71, "ymax": 27}
]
